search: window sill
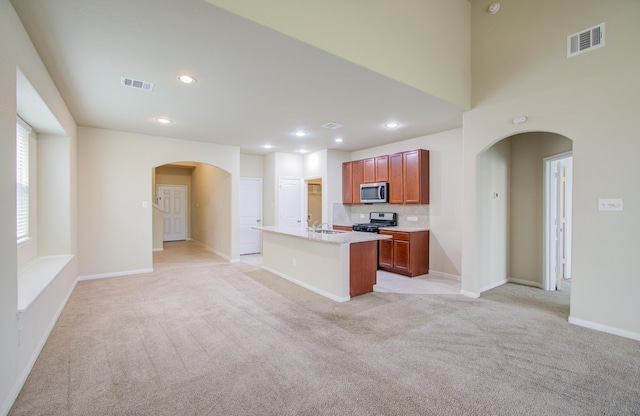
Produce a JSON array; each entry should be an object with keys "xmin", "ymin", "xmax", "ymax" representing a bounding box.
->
[{"xmin": 17, "ymin": 254, "xmax": 74, "ymax": 318}]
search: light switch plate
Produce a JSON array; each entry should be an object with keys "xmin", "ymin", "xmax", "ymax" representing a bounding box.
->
[{"xmin": 598, "ymin": 198, "xmax": 623, "ymax": 211}]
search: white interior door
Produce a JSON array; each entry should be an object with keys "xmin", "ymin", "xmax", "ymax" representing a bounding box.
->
[
  {"xmin": 239, "ymin": 178, "xmax": 262, "ymax": 255},
  {"xmin": 279, "ymin": 178, "xmax": 302, "ymax": 227},
  {"xmin": 544, "ymin": 154, "xmax": 573, "ymax": 290},
  {"xmin": 157, "ymin": 185, "xmax": 187, "ymax": 242}
]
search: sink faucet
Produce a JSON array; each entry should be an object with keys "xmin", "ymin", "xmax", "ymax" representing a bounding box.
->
[
  {"xmin": 311, "ymin": 220, "xmax": 320, "ymax": 232},
  {"xmin": 318, "ymin": 222, "xmax": 329, "ymax": 230}
]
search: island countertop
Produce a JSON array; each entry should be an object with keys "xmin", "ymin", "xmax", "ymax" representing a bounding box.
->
[{"xmin": 253, "ymin": 225, "xmax": 391, "ymax": 245}]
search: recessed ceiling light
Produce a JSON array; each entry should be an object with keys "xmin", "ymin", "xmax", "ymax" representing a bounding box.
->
[
  {"xmin": 334, "ymin": 138, "xmax": 343, "ymax": 143},
  {"xmin": 177, "ymin": 74, "xmax": 196, "ymax": 84},
  {"xmin": 299, "ymin": 149, "xmax": 307, "ymax": 154},
  {"xmin": 263, "ymin": 144, "xmax": 273, "ymax": 149},
  {"xmin": 156, "ymin": 117, "xmax": 172, "ymax": 124},
  {"xmin": 384, "ymin": 122, "xmax": 400, "ymax": 128},
  {"xmin": 295, "ymin": 130, "xmax": 307, "ymax": 137}
]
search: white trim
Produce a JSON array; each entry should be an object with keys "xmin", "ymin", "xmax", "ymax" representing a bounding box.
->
[
  {"xmin": 568, "ymin": 316, "xmax": 640, "ymax": 341},
  {"xmin": 2, "ymin": 275, "xmax": 77, "ymax": 416},
  {"xmin": 262, "ymin": 265, "xmax": 350, "ymax": 302},
  {"xmin": 152, "ymin": 248, "xmax": 164, "ymax": 252},
  {"xmin": 460, "ymin": 290, "xmax": 480, "ymax": 298},
  {"xmin": 429, "ymin": 270, "xmax": 462, "ymax": 281},
  {"xmin": 78, "ymin": 268, "xmax": 153, "ymax": 281},
  {"xmin": 190, "ymin": 239, "xmax": 234, "ymax": 262},
  {"xmin": 507, "ymin": 278, "xmax": 543, "ymax": 289},
  {"xmin": 17, "ymin": 255, "xmax": 74, "ymax": 318},
  {"xmin": 479, "ymin": 278, "xmax": 507, "ymax": 293}
]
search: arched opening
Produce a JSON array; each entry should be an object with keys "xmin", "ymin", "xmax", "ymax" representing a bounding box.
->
[
  {"xmin": 476, "ymin": 132, "xmax": 573, "ymax": 297},
  {"xmin": 151, "ymin": 161, "xmax": 232, "ymax": 264}
]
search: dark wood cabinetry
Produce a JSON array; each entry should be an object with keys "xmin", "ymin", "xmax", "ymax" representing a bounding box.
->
[
  {"xmin": 378, "ymin": 230, "xmax": 429, "ymax": 277},
  {"xmin": 342, "ymin": 162, "xmax": 353, "ymax": 204},
  {"xmin": 350, "ymin": 240, "xmax": 378, "ymax": 297},
  {"xmin": 342, "ymin": 150, "xmax": 428, "ymax": 205}
]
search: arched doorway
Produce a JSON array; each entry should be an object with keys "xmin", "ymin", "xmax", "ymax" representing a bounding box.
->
[
  {"xmin": 151, "ymin": 161, "xmax": 232, "ymax": 261},
  {"xmin": 476, "ymin": 132, "xmax": 573, "ymax": 293}
]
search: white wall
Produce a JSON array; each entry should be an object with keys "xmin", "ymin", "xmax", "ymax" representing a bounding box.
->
[
  {"xmin": 464, "ymin": 0, "xmax": 640, "ymax": 338},
  {"xmin": 0, "ymin": 1, "xmax": 78, "ymax": 413},
  {"xmin": 77, "ymin": 127, "xmax": 240, "ymax": 278},
  {"xmin": 240, "ymin": 153, "xmax": 264, "ymax": 178}
]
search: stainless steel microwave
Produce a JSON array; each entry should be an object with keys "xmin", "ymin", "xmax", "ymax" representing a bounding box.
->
[{"xmin": 360, "ymin": 182, "xmax": 388, "ymax": 203}]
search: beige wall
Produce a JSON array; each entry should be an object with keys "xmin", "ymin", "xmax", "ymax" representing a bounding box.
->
[
  {"xmin": 240, "ymin": 153, "xmax": 264, "ymax": 178},
  {"xmin": 205, "ymin": 0, "xmax": 471, "ymax": 108},
  {"xmin": 0, "ymin": 1, "xmax": 78, "ymax": 412},
  {"xmin": 191, "ymin": 163, "xmax": 232, "ymax": 258},
  {"xmin": 77, "ymin": 127, "xmax": 240, "ymax": 278},
  {"xmin": 464, "ymin": 0, "xmax": 640, "ymax": 338}
]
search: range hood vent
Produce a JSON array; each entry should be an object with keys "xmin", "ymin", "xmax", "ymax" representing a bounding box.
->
[
  {"xmin": 121, "ymin": 76, "xmax": 154, "ymax": 92},
  {"xmin": 567, "ymin": 22, "xmax": 605, "ymax": 58}
]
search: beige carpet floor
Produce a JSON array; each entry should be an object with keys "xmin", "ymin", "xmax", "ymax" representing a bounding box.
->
[{"xmin": 9, "ymin": 242, "xmax": 640, "ymax": 415}]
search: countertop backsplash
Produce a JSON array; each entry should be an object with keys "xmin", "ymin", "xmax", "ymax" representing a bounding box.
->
[{"xmin": 332, "ymin": 202, "xmax": 430, "ymax": 229}]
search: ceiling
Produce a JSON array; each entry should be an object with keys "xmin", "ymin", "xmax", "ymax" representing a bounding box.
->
[{"xmin": 12, "ymin": 0, "xmax": 465, "ymax": 155}]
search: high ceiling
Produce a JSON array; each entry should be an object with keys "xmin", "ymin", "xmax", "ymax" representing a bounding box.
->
[{"xmin": 12, "ymin": 0, "xmax": 465, "ymax": 155}]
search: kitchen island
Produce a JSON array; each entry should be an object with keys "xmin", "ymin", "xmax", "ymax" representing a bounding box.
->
[{"xmin": 253, "ymin": 226, "xmax": 391, "ymax": 302}]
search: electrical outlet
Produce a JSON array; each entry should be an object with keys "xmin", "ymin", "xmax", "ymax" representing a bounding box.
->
[{"xmin": 407, "ymin": 216, "xmax": 418, "ymax": 222}]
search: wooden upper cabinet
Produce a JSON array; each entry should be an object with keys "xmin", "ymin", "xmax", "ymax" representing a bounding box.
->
[
  {"xmin": 351, "ymin": 160, "xmax": 364, "ymax": 204},
  {"xmin": 403, "ymin": 149, "xmax": 429, "ymax": 204},
  {"xmin": 375, "ymin": 155, "xmax": 389, "ymax": 182},
  {"xmin": 363, "ymin": 158, "xmax": 376, "ymax": 183},
  {"xmin": 389, "ymin": 153, "xmax": 404, "ymax": 204},
  {"xmin": 342, "ymin": 162, "xmax": 353, "ymax": 204}
]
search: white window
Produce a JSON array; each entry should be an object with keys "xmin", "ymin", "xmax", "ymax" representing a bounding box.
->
[{"xmin": 16, "ymin": 117, "xmax": 31, "ymax": 243}]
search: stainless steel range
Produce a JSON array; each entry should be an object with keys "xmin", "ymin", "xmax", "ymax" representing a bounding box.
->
[{"xmin": 352, "ymin": 212, "xmax": 397, "ymax": 233}]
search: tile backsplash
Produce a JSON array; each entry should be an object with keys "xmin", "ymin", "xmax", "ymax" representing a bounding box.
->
[{"xmin": 332, "ymin": 203, "xmax": 429, "ymax": 228}]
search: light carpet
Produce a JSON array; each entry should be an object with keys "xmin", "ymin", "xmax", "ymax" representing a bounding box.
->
[{"xmin": 9, "ymin": 247, "xmax": 640, "ymax": 415}]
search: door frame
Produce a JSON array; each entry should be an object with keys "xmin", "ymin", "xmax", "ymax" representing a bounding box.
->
[
  {"xmin": 303, "ymin": 176, "xmax": 324, "ymax": 227},
  {"xmin": 543, "ymin": 151, "xmax": 573, "ymax": 291}
]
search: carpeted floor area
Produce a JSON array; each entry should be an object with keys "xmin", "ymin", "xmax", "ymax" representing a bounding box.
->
[{"xmin": 9, "ymin": 242, "xmax": 640, "ymax": 415}]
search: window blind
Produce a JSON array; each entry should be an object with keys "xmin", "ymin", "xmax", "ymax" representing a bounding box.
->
[{"xmin": 16, "ymin": 117, "xmax": 31, "ymax": 242}]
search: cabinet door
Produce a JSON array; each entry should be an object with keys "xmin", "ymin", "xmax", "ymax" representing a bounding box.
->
[
  {"xmin": 342, "ymin": 162, "xmax": 353, "ymax": 204},
  {"xmin": 378, "ymin": 238, "xmax": 394, "ymax": 268},
  {"xmin": 403, "ymin": 149, "xmax": 429, "ymax": 204},
  {"xmin": 375, "ymin": 155, "xmax": 389, "ymax": 182},
  {"xmin": 363, "ymin": 158, "xmax": 376, "ymax": 183},
  {"xmin": 393, "ymin": 240, "xmax": 411, "ymax": 273},
  {"xmin": 352, "ymin": 160, "xmax": 364, "ymax": 204},
  {"xmin": 389, "ymin": 153, "xmax": 404, "ymax": 204}
]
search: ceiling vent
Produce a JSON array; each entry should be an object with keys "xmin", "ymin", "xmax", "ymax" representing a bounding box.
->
[
  {"xmin": 567, "ymin": 22, "xmax": 605, "ymax": 58},
  {"xmin": 121, "ymin": 76, "xmax": 154, "ymax": 92},
  {"xmin": 321, "ymin": 122, "xmax": 343, "ymax": 130}
]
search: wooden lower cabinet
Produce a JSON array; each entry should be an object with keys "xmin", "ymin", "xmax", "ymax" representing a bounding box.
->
[
  {"xmin": 378, "ymin": 230, "xmax": 429, "ymax": 277},
  {"xmin": 350, "ymin": 240, "xmax": 378, "ymax": 297}
]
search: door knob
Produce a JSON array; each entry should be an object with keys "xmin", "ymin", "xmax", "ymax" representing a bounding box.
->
[{"xmin": 256, "ymin": 219, "xmax": 261, "ymax": 223}]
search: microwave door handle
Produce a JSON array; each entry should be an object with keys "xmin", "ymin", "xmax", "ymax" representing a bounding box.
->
[{"xmin": 379, "ymin": 186, "xmax": 384, "ymax": 200}]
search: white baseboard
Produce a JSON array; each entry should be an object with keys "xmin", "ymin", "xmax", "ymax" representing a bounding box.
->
[
  {"xmin": 568, "ymin": 316, "xmax": 640, "ymax": 341},
  {"xmin": 261, "ymin": 266, "xmax": 350, "ymax": 303},
  {"xmin": 507, "ymin": 278, "xmax": 543, "ymax": 288},
  {"xmin": 78, "ymin": 268, "xmax": 153, "ymax": 281},
  {"xmin": 429, "ymin": 270, "xmax": 461, "ymax": 281},
  {"xmin": 152, "ymin": 247, "xmax": 163, "ymax": 252},
  {"xmin": 460, "ymin": 290, "xmax": 480, "ymax": 298}
]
